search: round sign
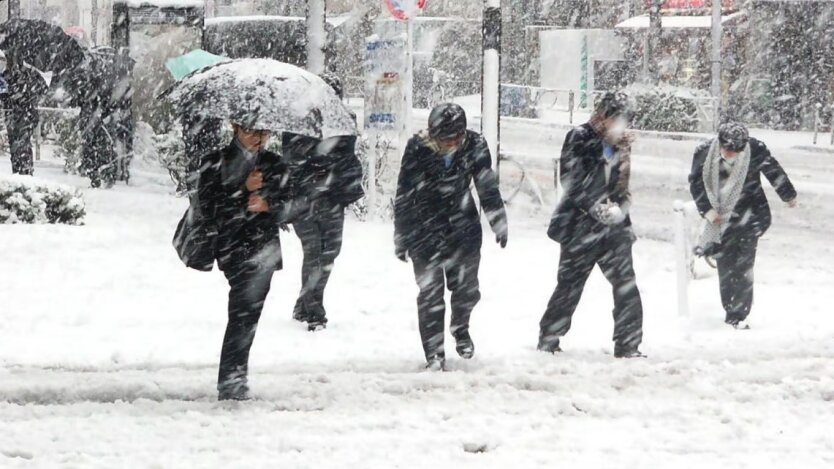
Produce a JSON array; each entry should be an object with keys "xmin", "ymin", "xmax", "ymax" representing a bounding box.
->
[{"xmin": 384, "ymin": 0, "xmax": 427, "ymax": 21}]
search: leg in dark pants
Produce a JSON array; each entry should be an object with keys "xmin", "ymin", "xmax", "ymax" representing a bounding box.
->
[
  {"xmin": 412, "ymin": 255, "xmax": 447, "ymax": 360},
  {"xmin": 539, "ymin": 240, "xmax": 598, "ymax": 348},
  {"xmin": 446, "ymin": 250, "xmax": 481, "ymax": 338},
  {"xmin": 293, "ymin": 208, "xmax": 345, "ymax": 325},
  {"xmin": 717, "ymin": 236, "xmax": 758, "ymax": 324},
  {"xmin": 218, "ymin": 257, "xmax": 276, "ymax": 394},
  {"xmin": 597, "ymin": 233, "xmax": 643, "ymax": 350},
  {"xmin": 8, "ymin": 120, "xmax": 35, "ymax": 175}
]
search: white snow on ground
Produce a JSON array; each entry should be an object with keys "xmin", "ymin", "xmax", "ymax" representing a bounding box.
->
[{"xmin": 1, "ymin": 130, "xmax": 833, "ymax": 468}]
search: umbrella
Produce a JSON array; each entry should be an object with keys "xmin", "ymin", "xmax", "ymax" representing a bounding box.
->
[
  {"xmin": 161, "ymin": 58, "xmax": 356, "ymax": 139},
  {"xmin": 165, "ymin": 49, "xmax": 228, "ymax": 81},
  {"xmin": 0, "ymin": 18, "xmax": 86, "ymax": 76}
]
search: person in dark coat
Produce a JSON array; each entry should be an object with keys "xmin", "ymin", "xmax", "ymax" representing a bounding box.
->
[
  {"xmin": 284, "ymin": 132, "xmax": 364, "ymax": 331},
  {"xmin": 182, "ymin": 113, "xmax": 223, "ymax": 192},
  {"xmin": 538, "ymin": 92, "xmax": 645, "ymax": 359},
  {"xmin": 196, "ymin": 120, "xmax": 295, "ymax": 401},
  {"xmin": 689, "ymin": 122, "xmax": 797, "ymax": 329},
  {"xmin": 284, "ymin": 75, "xmax": 365, "ymax": 331},
  {"xmin": 3, "ymin": 58, "xmax": 47, "ymax": 175},
  {"xmin": 394, "ymin": 103, "xmax": 508, "ymax": 371}
]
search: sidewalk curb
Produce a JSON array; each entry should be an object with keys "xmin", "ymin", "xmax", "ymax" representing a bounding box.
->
[{"xmin": 792, "ymin": 145, "xmax": 834, "ymax": 155}]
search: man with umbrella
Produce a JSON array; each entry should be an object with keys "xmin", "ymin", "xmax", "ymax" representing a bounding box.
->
[
  {"xmin": 394, "ymin": 103, "xmax": 508, "ymax": 371},
  {"xmin": 195, "ymin": 115, "xmax": 294, "ymax": 401},
  {"xmin": 285, "ymin": 75, "xmax": 364, "ymax": 332},
  {"xmin": 0, "ymin": 18, "xmax": 86, "ymax": 175},
  {"xmin": 165, "ymin": 58, "xmax": 358, "ymax": 399}
]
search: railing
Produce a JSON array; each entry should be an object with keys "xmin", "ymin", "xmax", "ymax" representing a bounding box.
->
[{"xmin": 0, "ymin": 106, "xmax": 80, "ymax": 161}]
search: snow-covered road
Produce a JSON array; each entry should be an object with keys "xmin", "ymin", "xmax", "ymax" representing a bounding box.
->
[{"xmin": 1, "ymin": 130, "xmax": 833, "ymax": 468}]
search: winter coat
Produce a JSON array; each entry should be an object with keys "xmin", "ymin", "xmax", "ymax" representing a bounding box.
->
[
  {"xmin": 196, "ymin": 144, "xmax": 293, "ymax": 271},
  {"xmin": 283, "ymin": 133, "xmax": 364, "ymax": 218},
  {"xmin": 394, "ymin": 129, "xmax": 507, "ymax": 260},
  {"xmin": 689, "ymin": 137, "xmax": 797, "ymax": 240},
  {"xmin": 3, "ymin": 64, "xmax": 46, "ymax": 127},
  {"xmin": 547, "ymin": 123, "xmax": 633, "ymax": 245}
]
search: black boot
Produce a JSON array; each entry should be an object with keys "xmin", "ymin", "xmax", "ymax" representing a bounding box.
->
[
  {"xmin": 453, "ymin": 330, "xmax": 475, "ymax": 359},
  {"xmin": 614, "ymin": 344, "xmax": 646, "ymax": 359},
  {"xmin": 537, "ymin": 334, "xmax": 562, "ymax": 354}
]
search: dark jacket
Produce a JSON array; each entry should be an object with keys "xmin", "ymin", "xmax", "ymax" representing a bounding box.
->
[
  {"xmin": 283, "ymin": 133, "xmax": 364, "ymax": 217},
  {"xmin": 548, "ymin": 123, "xmax": 632, "ymax": 245},
  {"xmin": 3, "ymin": 63, "xmax": 47, "ymax": 126},
  {"xmin": 196, "ymin": 144, "xmax": 293, "ymax": 271},
  {"xmin": 689, "ymin": 137, "xmax": 796, "ymax": 239},
  {"xmin": 394, "ymin": 130, "xmax": 507, "ymax": 259}
]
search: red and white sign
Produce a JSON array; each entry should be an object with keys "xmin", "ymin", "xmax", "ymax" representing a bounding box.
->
[
  {"xmin": 384, "ymin": 0, "xmax": 427, "ymax": 21},
  {"xmin": 645, "ymin": 0, "xmax": 735, "ymax": 9}
]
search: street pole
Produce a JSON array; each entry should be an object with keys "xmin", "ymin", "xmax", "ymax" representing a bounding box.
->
[
  {"xmin": 91, "ymin": 0, "xmax": 99, "ymax": 46},
  {"xmin": 482, "ymin": 0, "xmax": 501, "ymax": 178},
  {"xmin": 646, "ymin": 0, "xmax": 662, "ymax": 84},
  {"xmin": 306, "ymin": 0, "xmax": 326, "ymax": 75},
  {"xmin": 8, "ymin": 0, "xmax": 20, "ymax": 19},
  {"xmin": 402, "ymin": 17, "xmax": 414, "ymax": 149},
  {"xmin": 710, "ymin": 0, "xmax": 722, "ymax": 129}
]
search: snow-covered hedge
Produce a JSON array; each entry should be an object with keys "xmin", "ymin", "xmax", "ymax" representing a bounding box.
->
[
  {"xmin": 624, "ymin": 85, "xmax": 705, "ymax": 133},
  {"xmin": 0, "ymin": 176, "xmax": 86, "ymax": 225}
]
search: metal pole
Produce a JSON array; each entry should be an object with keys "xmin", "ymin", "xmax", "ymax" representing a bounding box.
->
[
  {"xmin": 91, "ymin": 0, "xmax": 99, "ymax": 46},
  {"xmin": 402, "ymin": 18, "xmax": 414, "ymax": 148},
  {"xmin": 8, "ymin": 0, "xmax": 20, "ymax": 18},
  {"xmin": 306, "ymin": 0, "xmax": 326, "ymax": 75},
  {"xmin": 813, "ymin": 103, "xmax": 821, "ymax": 145},
  {"xmin": 710, "ymin": 0, "xmax": 722, "ymax": 129},
  {"xmin": 673, "ymin": 200, "xmax": 690, "ymax": 318},
  {"xmin": 646, "ymin": 0, "xmax": 662, "ymax": 84},
  {"xmin": 482, "ymin": 0, "xmax": 502, "ymax": 178}
]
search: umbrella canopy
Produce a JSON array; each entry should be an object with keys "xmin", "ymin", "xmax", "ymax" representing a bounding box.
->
[
  {"xmin": 162, "ymin": 58, "xmax": 356, "ymax": 139},
  {"xmin": 0, "ymin": 18, "xmax": 86, "ymax": 76},
  {"xmin": 165, "ymin": 49, "xmax": 228, "ymax": 81}
]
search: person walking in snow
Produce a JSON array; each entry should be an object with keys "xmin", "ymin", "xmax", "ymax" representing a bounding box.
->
[
  {"xmin": 689, "ymin": 122, "xmax": 797, "ymax": 329},
  {"xmin": 284, "ymin": 76, "xmax": 364, "ymax": 332},
  {"xmin": 394, "ymin": 103, "xmax": 508, "ymax": 371},
  {"xmin": 538, "ymin": 92, "xmax": 644, "ymax": 359},
  {"xmin": 3, "ymin": 57, "xmax": 47, "ymax": 175},
  {"xmin": 194, "ymin": 118, "xmax": 295, "ymax": 401}
]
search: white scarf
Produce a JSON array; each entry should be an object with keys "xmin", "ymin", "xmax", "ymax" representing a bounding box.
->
[{"xmin": 698, "ymin": 138, "xmax": 751, "ymax": 249}]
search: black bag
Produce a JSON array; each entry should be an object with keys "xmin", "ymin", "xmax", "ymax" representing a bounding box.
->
[{"xmin": 173, "ymin": 198, "xmax": 217, "ymax": 272}]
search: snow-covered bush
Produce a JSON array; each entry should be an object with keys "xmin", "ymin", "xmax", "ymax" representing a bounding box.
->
[
  {"xmin": 0, "ymin": 175, "xmax": 85, "ymax": 225},
  {"xmin": 624, "ymin": 85, "xmax": 703, "ymax": 133}
]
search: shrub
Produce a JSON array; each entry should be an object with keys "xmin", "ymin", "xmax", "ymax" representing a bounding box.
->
[
  {"xmin": 0, "ymin": 175, "xmax": 86, "ymax": 225},
  {"xmin": 623, "ymin": 85, "xmax": 705, "ymax": 133}
]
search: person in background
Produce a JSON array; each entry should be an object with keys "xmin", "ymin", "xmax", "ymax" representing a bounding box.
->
[
  {"xmin": 285, "ymin": 74, "xmax": 364, "ymax": 332},
  {"xmin": 689, "ymin": 122, "xmax": 797, "ymax": 330},
  {"xmin": 394, "ymin": 103, "xmax": 508, "ymax": 371},
  {"xmin": 538, "ymin": 92, "xmax": 645, "ymax": 359}
]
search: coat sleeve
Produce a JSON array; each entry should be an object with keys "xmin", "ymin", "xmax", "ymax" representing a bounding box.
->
[
  {"xmin": 471, "ymin": 135, "xmax": 508, "ymax": 236},
  {"xmin": 756, "ymin": 140, "xmax": 797, "ymax": 202},
  {"xmin": 331, "ymin": 137, "xmax": 365, "ymax": 206},
  {"xmin": 559, "ymin": 128, "xmax": 598, "ymax": 213},
  {"xmin": 688, "ymin": 141, "xmax": 713, "ymax": 216},
  {"xmin": 394, "ymin": 137, "xmax": 419, "ymax": 251}
]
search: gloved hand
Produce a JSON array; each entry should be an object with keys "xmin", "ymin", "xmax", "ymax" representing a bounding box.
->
[
  {"xmin": 591, "ymin": 202, "xmax": 625, "ymax": 225},
  {"xmin": 496, "ymin": 231, "xmax": 508, "ymax": 249},
  {"xmin": 395, "ymin": 248, "xmax": 408, "ymax": 263}
]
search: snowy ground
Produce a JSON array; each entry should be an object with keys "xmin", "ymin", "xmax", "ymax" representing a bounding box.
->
[{"xmin": 1, "ymin": 131, "xmax": 833, "ymax": 468}]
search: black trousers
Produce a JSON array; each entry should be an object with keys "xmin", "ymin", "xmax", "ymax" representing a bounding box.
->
[
  {"xmin": 217, "ymin": 247, "xmax": 279, "ymax": 390},
  {"xmin": 539, "ymin": 228, "xmax": 643, "ymax": 349},
  {"xmin": 716, "ymin": 235, "xmax": 758, "ymax": 323},
  {"xmin": 8, "ymin": 119, "xmax": 35, "ymax": 175},
  {"xmin": 292, "ymin": 208, "xmax": 345, "ymax": 324},
  {"xmin": 411, "ymin": 249, "xmax": 481, "ymax": 360}
]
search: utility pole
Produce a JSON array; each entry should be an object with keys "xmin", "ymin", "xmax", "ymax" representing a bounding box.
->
[
  {"xmin": 482, "ymin": 0, "xmax": 501, "ymax": 178},
  {"xmin": 710, "ymin": 0, "xmax": 722, "ymax": 128},
  {"xmin": 646, "ymin": 0, "xmax": 662, "ymax": 84},
  {"xmin": 306, "ymin": 0, "xmax": 326, "ymax": 74},
  {"xmin": 8, "ymin": 0, "xmax": 20, "ymax": 19},
  {"xmin": 91, "ymin": 0, "xmax": 99, "ymax": 45}
]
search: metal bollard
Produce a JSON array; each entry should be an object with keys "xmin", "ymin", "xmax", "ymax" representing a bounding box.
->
[
  {"xmin": 568, "ymin": 90, "xmax": 575, "ymax": 124},
  {"xmin": 35, "ymin": 119, "xmax": 42, "ymax": 161},
  {"xmin": 813, "ymin": 103, "xmax": 822, "ymax": 145}
]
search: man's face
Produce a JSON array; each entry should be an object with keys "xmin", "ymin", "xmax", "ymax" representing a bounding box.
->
[
  {"xmin": 234, "ymin": 126, "xmax": 270, "ymax": 152},
  {"xmin": 720, "ymin": 146, "xmax": 740, "ymax": 159},
  {"xmin": 435, "ymin": 132, "xmax": 466, "ymax": 153}
]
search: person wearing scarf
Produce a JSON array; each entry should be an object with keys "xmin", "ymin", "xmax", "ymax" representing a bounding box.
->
[
  {"xmin": 539, "ymin": 92, "xmax": 645, "ymax": 359},
  {"xmin": 394, "ymin": 103, "xmax": 508, "ymax": 371},
  {"xmin": 689, "ymin": 122, "xmax": 797, "ymax": 329}
]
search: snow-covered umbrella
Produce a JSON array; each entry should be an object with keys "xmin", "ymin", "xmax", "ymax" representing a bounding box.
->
[
  {"xmin": 161, "ymin": 58, "xmax": 356, "ymax": 139},
  {"xmin": 0, "ymin": 18, "xmax": 86, "ymax": 77}
]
